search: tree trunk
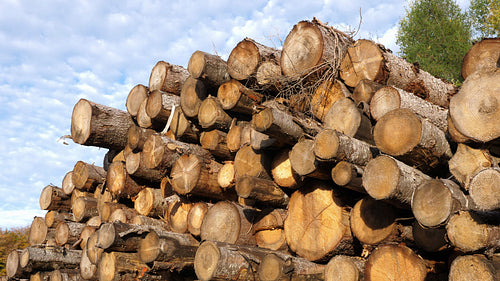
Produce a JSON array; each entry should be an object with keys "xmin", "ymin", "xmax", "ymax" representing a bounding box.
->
[
  {"xmin": 39, "ymin": 185, "xmax": 71, "ymax": 212},
  {"xmin": 187, "ymin": 50, "xmax": 230, "ymax": 89},
  {"xmin": 314, "ymin": 129, "xmax": 375, "ymax": 166},
  {"xmin": 370, "ymin": 85, "xmax": 448, "ymax": 131},
  {"xmin": 331, "ymin": 161, "xmax": 364, "ymax": 193},
  {"xmin": 170, "ymin": 154, "xmax": 235, "ymax": 201},
  {"xmin": 352, "ymin": 78, "xmax": 384, "ymax": 105},
  {"xmin": 290, "ymin": 139, "xmax": 332, "ymax": 180},
  {"xmin": 363, "ymin": 155, "xmax": 431, "ymax": 204},
  {"xmin": 148, "ymin": 61, "xmax": 189, "ymax": 95},
  {"xmin": 98, "ymin": 252, "xmax": 149, "ymax": 281},
  {"xmin": 200, "ymin": 129, "xmax": 233, "ymax": 160},
  {"xmin": 340, "ymin": 39, "xmax": 457, "ymax": 108},
  {"xmin": 197, "ymin": 96, "xmax": 233, "ymax": 131},
  {"xmin": 180, "ymin": 76, "xmax": 208, "ymax": 118},
  {"xmin": 449, "ymin": 143, "xmax": 499, "ymax": 187},
  {"xmin": 200, "ymin": 201, "xmax": 258, "ymax": 246},
  {"xmin": 281, "ymin": 19, "xmax": 353, "ymax": 78},
  {"xmin": 55, "ymin": 221, "xmax": 86, "ymax": 247},
  {"xmin": 29, "ymin": 217, "xmax": 53, "ymax": 246},
  {"xmin": 284, "ymin": 181, "xmax": 354, "ymax": 261},
  {"xmin": 62, "ymin": 171, "xmax": 75, "ymax": 195},
  {"xmin": 449, "ymin": 254, "xmax": 500, "ymax": 281},
  {"xmin": 142, "ymin": 134, "xmax": 211, "ymax": 172},
  {"xmin": 169, "ymin": 106, "xmax": 200, "ymax": 143},
  {"xmin": 125, "ymin": 152, "xmax": 164, "ymax": 183},
  {"xmin": 412, "ymin": 179, "xmax": 473, "ymax": 228},
  {"xmin": 138, "ymin": 230, "xmax": 198, "ymax": 264},
  {"xmin": 325, "ymin": 255, "xmax": 365, "ymax": 281},
  {"xmin": 187, "ymin": 202, "xmax": 210, "ymax": 237},
  {"xmin": 469, "ymin": 168, "xmax": 500, "ymax": 211},
  {"xmin": 71, "ymin": 99, "xmax": 134, "ymax": 150},
  {"xmin": 226, "ymin": 120, "xmax": 252, "ymax": 152},
  {"xmin": 134, "ymin": 187, "xmax": 171, "ymax": 218},
  {"xmin": 72, "ymin": 196, "xmax": 99, "ymax": 223},
  {"xmin": 127, "ymin": 125, "xmax": 156, "ymax": 152},
  {"xmin": 449, "ymin": 67, "xmax": 500, "ymax": 142},
  {"xmin": 364, "ymin": 244, "xmax": 428, "ymax": 281},
  {"xmin": 311, "ymin": 79, "xmax": 351, "ymax": 121},
  {"xmin": 323, "ymin": 97, "xmax": 373, "ymax": 143},
  {"xmin": 20, "ymin": 247, "xmax": 81, "ymax": 271},
  {"xmin": 106, "ymin": 161, "xmax": 145, "ymax": 200},
  {"xmin": 461, "ymin": 38, "xmax": 500, "ymax": 79},
  {"xmin": 126, "ymin": 84, "xmax": 148, "ymax": 117},
  {"xmin": 45, "ymin": 211, "xmax": 73, "ymax": 228},
  {"xmin": 258, "ymin": 253, "xmax": 326, "ymax": 281},
  {"xmin": 373, "ymin": 108, "xmax": 452, "ymax": 173},
  {"xmin": 235, "ymin": 176, "xmax": 289, "ymax": 208},
  {"xmin": 271, "ymin": 148, "xmax": 303, "ymax": 189},
  {"xmin": 71, "ymin": 161, "xmax": 106, "ymax": 192},
  {"xmin": 252, "ymin": 103, "xmax": 304, "ymax": 145},
  {"xmin": 233, "ymin": 144, "xmax": 272, "ymax": 180},
  {"xmin": 217, "ymin": 79, "xmax": 263, "ymax": 115},
  {"xmin": 145, "ymin": 89, "xmax": 181, "ymax": 126},
  {"xmin": 227, "ymin": 37, "xmax": 280, "ymax": 81},
  {"xmin": 446, "ymin": 211, "xmax": 500, "ymax": 252}
]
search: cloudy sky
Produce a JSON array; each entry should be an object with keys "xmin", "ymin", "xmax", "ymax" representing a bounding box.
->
[{"xmin": 0, "ymin": 0, "xmax": 471, "ymax": 228}]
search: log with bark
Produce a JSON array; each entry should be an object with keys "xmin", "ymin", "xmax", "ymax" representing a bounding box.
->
[
  {"xmin": 126, "ymin": 84, "xmax": 148, "ymax": 118},
  {"xmin": 29, "ymin": 217, "xmax": 54, "ymax": 246},
  {"xmin": 290, "ymin": 139, "xmax": 332, "ymax": 180},
  {"xmin": 227, "ymin": 37, "xmax": 280, "ymax": 82},
  {"xmin": 461, "ymin": 38, "xmax": 500, "ymax": 79},
  {"xmin": 72, "ymin": 196, "xmax": 99, "ymax": 223},
  {"xmin": 252, "ymin": 102, "xmax": 305, "ymax": 145},
  {"xmin": 125, "ymin": 151, "xmax": 165, "ymax": 183},
  {"xmin": 45, "ymin": 211, "xmax": 73, "ymax": 229},
  {"xmin": 54, "ymin": 221, "xmax": 86, "ymax": 247},
  {"xmin": 71, "ymin": 161, "xmax": 106, "ymax": 193},
  {"xmin": 166, "ymin": 199, "xmax": 192, "ymax": 233},
  {"xmin": 134, "ymin": 187, "xmax": 172, "ymax": 218},
  {"xmin": 71, "ymin": 99, "xmax": 134, "ymax": 150},
  {"xmin": 449, "ymin": 67, "xmax": 500, "ymax": 142},
  {"xmin": 180, "ymin": 76, "xmax": 208, "ymax": 118},
  {"xmin": 412, "ymin": 221, "xmax": 448, "ymax": 253},
  {"xmin": 106, "ymin": 161, "xmax": 145, "ymax": 200},
  {"xmin": 258, "ymin": 253, "xmax": 326, "ymax": 281},
  {"xmin": 284, "ymin": 180, "xmax": 354, "ymax": 261},
  {"xmin": 226, "ymin": 120, "xmax": 251, "ymax": 152},
  {"xmin": 310, "ymin": 79, "xmax": 351, "ymax": 121},
  {"xmin": 217, "ymin": 79, "xmax": 263, "ymax": 115},
  {"xmin": 197, "ymin": 96, "xmax": 233, "ymax": 131},
  {"xmin": 253, "ymin": 208, "xmax": 288, "ymax": 251},
  {"xmin": 233, "ymin": 144, "xmax": 272, "ymax": 180},
  {"xmin": 148, "ymin": 61, "xmax": 189, "ymax": 95},
  {"xmin": 145, "ymin": 89, "xmax": 180, "ymax": 126},
  {"xmin": 446, "ymin": 211, "xmax": 500, "ymax": 252},
  {"xmin": 448, "ymin": 143, "xmax": 499, "ymax": 187},
  {"xmin": 39, "ymin": 185, "xmax": 71, "ymax": 212},
  {"xmin": 169, "ymin": 106, "xmax": 200, "ymax": 143},
  {"xmin": 323, "ymin": 97, "xmax": 373, "ymax": 143},
  {"xmin": 98, "ymin": 252, "xmax": 149, "ymax": 281},
  {"xmin": 127, "ymin": 125, "xmax": 156, "ymax": 153},
  {"xmin": 188, "ymin": 50, "xmax": 230, "ymax": 89},
  {"xmin": 96, "ymin": 222, "xmax": 145, "ymax": 253},
  {"xmin": 235, "ymin": 175, "xmax": 290, "ymax": 208},
  {"xmin": 187, "ymin": 201, "xmax": 210, "ymax": 237},
  {"xmin": 20, "ymin": 247, "xmax": 81, "ymax": 272},
  {"xmin": 324, "ymin": 255, "xmax": 365, "ymax": 281},
  {"xmin": 271, "ymin": 148, "xmax": 303, "ymax": 189},
  {"xmin": 469, "ymin": 168, "xmax": 500, "ymax": 211},
  {"xmin": 373, "ymin": 108, "xmax": 452, "ymax": 172},
  {"xmin": 340, "ymin": 39, "xmax": 457, "ymax": 108},
  {"xmin": 331, "ymin": 161, "xmax": 364, "ymax": 193},
  {"xmin": 138, "ymin": 230, "xmax": 198, "ymax": 265},
  {"xmin": 449, "ymin": 254, "xmax": 500, "ymax": 281},
  {"xmin": 200, "ymin": 129, "xmax": 233, "ymax": 160},
  {"xmin": 6, "ymin": 250, "xmax": 26, "ymax": 279},
  {"xmin": 314, "ymin": 129, "xmax": 375, "ymax": 166}
]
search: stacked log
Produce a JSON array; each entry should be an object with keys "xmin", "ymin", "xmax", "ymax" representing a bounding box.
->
[{"xmin": 6, "ymin": 20, "xmax": 500, "ymax": 281}]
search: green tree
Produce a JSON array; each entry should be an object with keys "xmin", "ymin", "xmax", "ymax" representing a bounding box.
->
[
  {"xmin": 468, "ymin": 0, "xmax": 500, "ymax": 38},
  {"xmin": 0, "ymin": 227, "xmax": 29, "ymax": 276},
  {"xmin": 397, "ymin": 0, "xmax": 472, "ymax": 83}
]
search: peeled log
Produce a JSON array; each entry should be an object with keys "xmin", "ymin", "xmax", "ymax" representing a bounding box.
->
[
  {"xmin": 469, "ymin": 168, "xmax": 500, "ymax": 211},
  {"xmin": 370, "ymin": 85, "xmax": 448, "ymax": 131},
  {"xmin": 364, "ymin": 244, "xmax": 428, "ymax": 281},
  {"xmin": 340, "ymin": 39, "xmax": 456, "ymax": 108},
  {"xmin": 188, "ymin": 50, "xmax": 230, "ymax": 89},
  {"xmin": 284, "ymin": 181, "xmax": 353, "ymax": 261},
  {"xmin": 106, "ymin": 161, "xmax": 144, "ymax": 200},
  {"xmin": 311, "ymin": 79, "xmax": 351, "ymax": 121},
  {"xmin": 461, "ymin": 38, "xmax": 500, "ymax": 79},
  {"xmin": 72, "ymin": 161, "xmax": 106, "ymax": 192},
  {"xmin": 227, "ymin": 37, "xmax": 280, "ymax": 81},
  {"xmin": 71, "ymin": 99, "xmax": 133, "ymax": 150},
  {"xmin": 126, "ymin": 84, "xmax": 148, "ymax": 118},
  {"xmin": 200, "ymin": 201, "xmax": 258, "ymax": 245},
  {"xmin": 217, "ymin": 79, "xmax": 263, "ymax": 115},
  {"xmin": 281, "ymin": 19, "xmax": 352, "ymax": 77},
  {"xmin": 39, "ymin": 185, "xmax": 71, "ymax": 212},
  {"xmin": 450, "ymin": 68, "xmax": 500, "ymax": 142},
  {"xmin": 148, "ymin": 61, "xmax": 189, "ymax": 94},
  {"xmin": 180, "ymin": 76, "xmax": 207, "ymax": 118},
  {"xmin": 449, "ymin": 254, "xmax": 500, "ymax": 281},
  {"xmin": 446, "ymin": 211, "xmax": 500, "ymax": 252},
  {"xmin": 373, "ymin": 108, "xmax": 452, "ymax": 172},
  {"xmin": 363, "ymin": 155, "xmax": 431, "ymax": 204},
  {"xmin": 323, "ymin": 97, "xmax": 373, "ymax": 143}
]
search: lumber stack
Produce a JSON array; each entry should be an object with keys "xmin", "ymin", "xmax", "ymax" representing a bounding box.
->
[{"xmin": 6, "ymin": 19, "xmax": 500, "ymax": 281}]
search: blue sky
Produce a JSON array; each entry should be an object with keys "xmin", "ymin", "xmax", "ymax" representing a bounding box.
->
[{"xmin": 0, "ymin": 0, "xmax": 470, "ymax": 228}]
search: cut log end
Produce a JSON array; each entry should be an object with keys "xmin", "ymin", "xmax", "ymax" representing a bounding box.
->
[
  {"xmin": 188, "ymin": 50, "xmax": 207, "ymax": 79},
  {"xmin": 271, "ymin": 149, "xmax": 302, "ymax": 189},
  {"xmin": 134, "ymin": 188, "xmax": 155, "ymax": 216},
  {"xmin": 200, "ymin": 201, "xmax": 242, "ymax": 244},
  {"xmin": 350, "ymin": 197, "xmax": 396, "ymax": 245},
  {"xmin": 446, "ymin": 211, "xmax": 488, "ymax": 252},
  {"xmin": 449, "ymin": 255, "xmax": 499, "ymax": 281},
  {"xmin": 194, "ymin": 240, "xmax": 221, "ymax": 281},
  {"xmin": 70, "ymin": 99, "xmax": 92, "ymax": 145},
  {"xmin": 412, "ymin": 179, "xmax": 454, "ymax": 227},
  {"xmin": 106, "ymin": 161, "xmax": 126, "ymax": 196},
  {"xmin": 370, "ymin": 86, "xmax": 401, "ymax": 121},
  {"xmin": 142, "ymin": 134, "xmax": 164, "ymax": 170},
  {"xmin": 469, "ymin": 168, "xmax": 500, "ymax": 211},
  {"xmin": 170, "ymin": 154, "xmax": 202, "ymax": 195},
  {"xmin": 362, "ymin": 155, "xmax": 399, "ymax": 200},
  {"xmin": 6, "ymin": 250, "xmax": 20, "ymax": 278},
  {"xmin": 340, "ymin": 39, "xmax": 385, "ymax": 87},
  {"xmin": 29, "ymin": 217, "xmax": 47, "ymax": 246},
  {"xmin": 145, "ymin": 89, "xmax": 163, "ymax": 119},
  {"xmin": 218, "ymin": 162, "xmax": 235, "ymax": 189},
  {"xmin": 227, "ymin": 39, "xmax": 260, "ymax": 80},
  {"xmin": 217, "ymin": 80, "xmax": 242, "ymax": 110},
  {"xmin": 323, "ymin": 97, "xmax": 362, "ymax": 138},
  {"xmin": 325, "ymin": 255, "xmax": 361, "ymax": 281},
  {"xmin": 331, "ymin": 161, "xmax": 353, "ymax": 186},
  {"xmin": 314, "ymin": 129, "xmax": 340, "ymax": 161},
  {"xmin": 373, "ymin": 108, "xmax": 422, "ymax": 156},
  {"xmin": 365, "ymin": 244, "xmax": 427, "ymax": 281},
  {"xmin": 62, "ymin": 171, "xmax": 75, "ymax": 195},
  {"xmin": 290, "ymin": 139, "xmax": 317, "ymax": 176},
  {"xmin": 139, "ymin": 231, "xmax": 160, "ymax": 263},
  {"xmin": 126, "ymin": 84, "xmax": 148, "ymax": 117},
  {"xmin": 180, "ymin": 76, "xmax": 207, "ymax": 118}
]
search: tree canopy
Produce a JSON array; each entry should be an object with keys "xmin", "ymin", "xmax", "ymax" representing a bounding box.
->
[
  {"xmin": 0, "ymin": 227, "xmax": 29, "ymax": 276},
  {"xmin": 469, "ymin": 0, "xmax": 500, "ymax": 38},
  {"xmin": 396, "ymin": 0, "xmax": 473, "ymax": 83}
]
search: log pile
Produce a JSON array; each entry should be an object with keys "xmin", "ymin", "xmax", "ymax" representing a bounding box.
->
[{"xmin": 5, "ymin": 19, "xmax": 500, "ymax": 280}]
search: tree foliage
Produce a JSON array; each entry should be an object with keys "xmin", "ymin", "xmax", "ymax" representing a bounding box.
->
[
  {"xmin": 396, "ymin": 0, "xmax": 473, "ymax": 83},
  {"xmin": 469, "ymin": 0, "xmax": 500, "ymax": 38},
  {"xmin": 0, "ymin": 227, "xmax": 29, "ymax": 276}
]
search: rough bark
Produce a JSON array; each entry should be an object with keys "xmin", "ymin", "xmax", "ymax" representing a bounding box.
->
[
  {"xmin": 20, "ymin": 247, "xmax": 81, "ymax": 271},
  {"xmin": 340, "ymin": 39, "xmax": 457, "ymax": 108},
  {"xmin": 187, "ymin": 50, "xmax": 231, "ymax": 89},
  {"xmin": 271, "ymin": 148, "xmax": 303, "ymax": 189},
  {"xmin": 362, "ymin": 155, "xmax": 431, "ymax": 203},
  {"xmin": 126, "ymin": 84, "xmax": 148, "ymax": 117},
  {"xmin": 45, "ymin": 211, "xmax": 73, "ymax": 228},
  {"xmin": 148, "ymin": 61, "xmax": 189, "ymax": 95},
  {"xmin": 449, "ymin": 67, "xmax": 500, "ymax": 142},
  {"xmin": 180, "ymin": 76, "xmax": 208, "ymax": 118},
  {"xmin": 323, "ymin": 97, "xmax": 373, "ymax": 143},
  {"xmin": 39, "ymin": 185, "xmax": 71, "ymax": 212},
  {"xmin": 449, "ymin": 254, "xmax": 500, "ymax": 281},
  {"xmin": 461, "ymin": 38, "xmax": 500, "ymax": 79},
  {"xmin": 200, "ymin": 201, "xmax": 258, "ymax": 245},
  {"xmin": 217, "ymin": 79, "xmax": 263, "ymax": 115},
  {"xmin": 311, "ymin": 79, "xmax": 351, "ymax": 121},
  {"xmin": 106, "ymin": 161, "xmax": 145, "ymax": 200},
  {"xmin": 235, "ymin": 175, "xmax": 290, "ymax": 208},
  {"xmin": 446, "ymin": 211, "xmax": 500, "ymax": 252},
  {"xmin": 71, "ymin": 99, "xmax": 134, "ymax": 150},
  {"xmin": 71, "ymin": 161, "xmax": 106, "ymax": 193},
  {"xmin": 373, "ymin": 108, "xmax": 452, "ymax": 172},
  {"xmin": 284, "ymin": 181, "xmax": 354, "ymax": 261}
]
